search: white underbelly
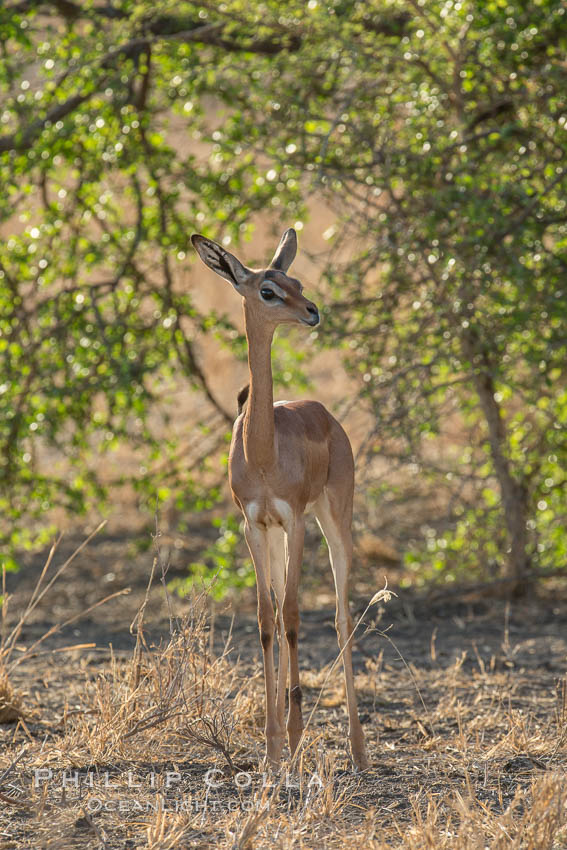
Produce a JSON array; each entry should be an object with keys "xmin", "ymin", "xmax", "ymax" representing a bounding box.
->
[{"xmin": 245, "ymin": 496, "xmax": 316, "ymax": 527}]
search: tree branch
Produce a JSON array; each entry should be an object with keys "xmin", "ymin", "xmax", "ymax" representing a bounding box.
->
[{"xmin": 0, "ymin": 92, "xmax": 93, "ymax": 153}]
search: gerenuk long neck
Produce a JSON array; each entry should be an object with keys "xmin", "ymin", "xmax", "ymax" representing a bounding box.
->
[{"xmin": 242, "ymin": 304, "xmax": 276, "ymax": 469}]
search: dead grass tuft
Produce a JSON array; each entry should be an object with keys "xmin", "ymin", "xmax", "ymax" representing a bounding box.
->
[
  {"xmin": 62, "ymin": 588, "xmax": 256, "ymax": 771},
  {"xmin": 398, "ymin": 770, "xmax": 567, "ymax": 850},
  {"xmin": 0, "ymin": 662, "xmax": 24, "ymax": 722}
]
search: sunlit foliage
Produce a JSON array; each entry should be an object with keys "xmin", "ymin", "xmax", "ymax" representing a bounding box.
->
[
  {"xmin": 1, "ymin": 0, "xmax": 565, "ymax": 590},
  {"xmin": 0, "ymin": 1, "xmax": 305, "ymax": 563},
  {"xmin": 209, "ymin": 0, "xmax": 567, "ymax": 587}
]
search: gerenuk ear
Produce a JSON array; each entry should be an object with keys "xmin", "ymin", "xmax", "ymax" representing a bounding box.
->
[
  {"xmin": 269, "ymin": 228, "xmax": 297, "ymax": 273},
  {"xmin": 191, "ymin": 234, "xmax": 250, "ymax": 289}
]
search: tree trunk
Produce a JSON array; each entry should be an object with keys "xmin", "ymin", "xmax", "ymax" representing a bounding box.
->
[{"xmin": 461, "ymin": 330, "xmax": 531, "ymax": 595}]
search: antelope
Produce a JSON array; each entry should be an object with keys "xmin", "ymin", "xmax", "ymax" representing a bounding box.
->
[{"xmin": 191, "ymin": 228, "xmax": 369, "ymax": 770}]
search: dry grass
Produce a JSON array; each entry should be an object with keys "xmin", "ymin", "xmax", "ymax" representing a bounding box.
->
[
  {"xmin": 0, "ymin": 535, "xmax": 566, "ymax": 849},
  {"xmin": 0, "ymin": 665, "xmax": 23, "ymax": 724}
]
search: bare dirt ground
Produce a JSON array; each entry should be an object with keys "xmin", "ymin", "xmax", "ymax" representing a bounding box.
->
[{"xmin": 1, "ymin": 524, "xmax": 566, "ymax": 849}]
